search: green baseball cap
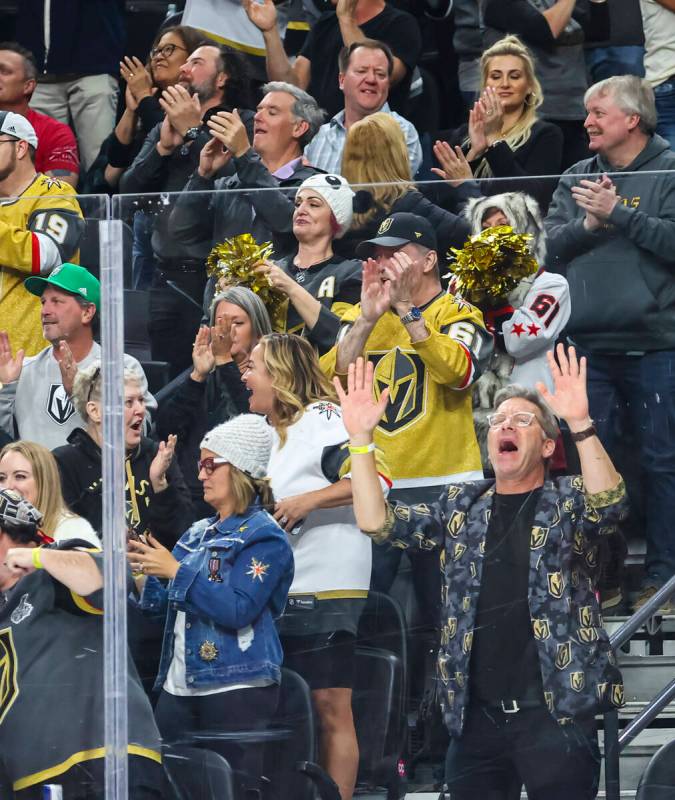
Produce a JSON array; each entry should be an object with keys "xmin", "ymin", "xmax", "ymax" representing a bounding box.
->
[{"xmin": 24, "ymin": 263, "xmax": 100, "ymax": 309}]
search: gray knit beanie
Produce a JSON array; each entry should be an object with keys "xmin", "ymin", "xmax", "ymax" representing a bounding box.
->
[
  {"xmin": 200, "ymin": 415, "xmax": 272, "ymax": 479},
  {"xmin": 297, "ymin": 173, "xmax": 354, "ymax": 238}
]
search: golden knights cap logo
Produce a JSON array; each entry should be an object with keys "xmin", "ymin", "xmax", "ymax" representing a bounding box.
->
[
  {"xmin": 555, "ymin": 641, "xmax": 572, "ymax": 670},
  {"xmin": 611, "ymin": 683, "xmax": 625, "ymax": 707},
  {"xmin": 548, "ymin": 571, "xmax": 565, "ymax": 599},
  {"xmin": 462, "ymin": 631, "xmax": 473, "ymax": 653},
  {"xmin": 378, "ymin": 217, "xmax": 394, "ymax": 235},
  {"xmin": 446, "ymin": 510, "xmax": 466, "ymax": 538},
  {"xmin": 530, "ymin": 526, "xmax": 548, "ymax": 549},
  {"xmin": 570, "ymin": 671, "xmax": 585, "ymax": 692},
  {"xmin": 0, "ymin": 628, "xmax": 19, "ymax": 725},
  {"xmin": 532, "ymin": 617, "xmax": 551, "ymax": 641}
]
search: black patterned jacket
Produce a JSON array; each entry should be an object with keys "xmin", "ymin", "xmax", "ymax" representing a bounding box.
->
[{"xmin": 373, "ymin": 475, "xmax": 628, "ymax": 737}]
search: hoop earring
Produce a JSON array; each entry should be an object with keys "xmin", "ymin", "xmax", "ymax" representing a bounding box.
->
[{"xmin": 524, "ymin": 92, "xmax": 537, "ymax": 107}]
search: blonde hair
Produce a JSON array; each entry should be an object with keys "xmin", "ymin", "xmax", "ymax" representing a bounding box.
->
[
  {"xmin": 72, "ymin": 362, "xmax": 143, "ymax": 423},
  {"xmin": 0, "ymin": 441, "xmax": 75, "ymax": 535},
  {"xmin": 476, "ymin": 35, "xmax": 543, "ymax": 176},
  {"xmin": 229, "ymin": 466, "xmax": 275, "ymax": 515},
  {"xmin": 341, "ymin": 112, "xmax": 413, "ymax": 228},
  {"xmin": 259, "ymin": 333, "xmax": 337, "ymax": 447}
]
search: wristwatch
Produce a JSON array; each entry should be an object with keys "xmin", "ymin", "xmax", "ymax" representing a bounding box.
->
[
  {"xmin": 399, "ymin": 306, "xmax": 422, "ymax": 325},
  {"xmin": 570, "ymin": 422, "xmax": 597, "ymax": 442},
  {"xmin": 183, "ymin": 126, "xmax": 201, "ymax": 141}
]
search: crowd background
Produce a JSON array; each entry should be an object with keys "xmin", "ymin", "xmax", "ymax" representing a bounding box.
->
[{"xmin": 1, "ymin": 0, "xmax": 675, "ymax": 798}]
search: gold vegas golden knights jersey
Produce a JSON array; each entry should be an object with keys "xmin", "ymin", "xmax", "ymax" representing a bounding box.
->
[
  {"xmin": 321, "ymin": 292, "xmax": 493, "ymax": 488},
  {"xmin": 0, "ymin": 175, "xmax": 84, "ymax": 356}
]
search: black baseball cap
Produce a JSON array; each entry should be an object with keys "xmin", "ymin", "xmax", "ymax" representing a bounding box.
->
[{"xmin": 356, "ymin": 212, "xmax": 438, "ymax": 258}]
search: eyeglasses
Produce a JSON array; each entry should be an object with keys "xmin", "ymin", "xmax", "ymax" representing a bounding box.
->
[
  {"xmin": 150, "ymin": 43, "xmax": 188, "ymax": 60},
  {"xmin": 486, "ymin": 411, "xmax": 538, "ymax": 428},
  {"xmin": 198, "ymin": 457, "xmax": 229, "ymax": 475}
]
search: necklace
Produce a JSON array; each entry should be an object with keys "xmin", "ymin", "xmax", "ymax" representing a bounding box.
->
[{"xmin": 483, "ymin": 488, "xmax": 538, "ymax": 561}]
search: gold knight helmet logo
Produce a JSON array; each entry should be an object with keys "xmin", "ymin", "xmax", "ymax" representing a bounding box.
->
[
  {"xmin": 611, "ymin": 683, "xmax": 625, "ymax": 707},
  {"xmin": 462, "ymin": 631, "xmax": 473, "ymax": 653},
  {"xmin": 0, "ymin": 628, "xmax": 19, "ymax": 725},
  {"xmin": 530, "ymin": 526, "xmax": 548, "ymax": 549},
  {"xmin": 446, "ymin": 617, "xmax": 458, "ymax": 639},
  {"xmin": 544, "ymin": 691, "xmax": 554, "ymax": 713},
  {"xmin": 548, "ymin": 571, "xmax": 565, "ymax": 599},
  {"xmin": 579, "ymin": 606, "xmax": 593, "ymax": 627},
  {"xmin": 570, "ymin": 671, "xmax": 585, "ymax": 692},
  {"xmin": 532, "ymin": 618, "xmax": 551, "ymax": 640},
  {"xmin": 453, "ymin": 542, "xmax": 467, "ymax": 561},
  {"xmin": 446, "ymin": 510, "xmax": 466, "ymax": 538},
  {"xmin": 555, "ymin": 641, "xmax": 572, "ymax": 670}
]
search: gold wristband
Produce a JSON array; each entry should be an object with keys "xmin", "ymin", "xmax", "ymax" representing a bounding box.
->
[
  {"xmin": 32, "ymin": 547, "xmax": 44, "ymax": 570},
  {"xmin": 348, "ymin": 442, "xmax": 376, "ymax": 455}
]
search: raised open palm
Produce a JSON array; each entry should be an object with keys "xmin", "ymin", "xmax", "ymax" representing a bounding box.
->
[
  {"xmin": 536, "ymin": 344, "xmax": 590, "ymax": 425},
  {"xmin": 333, "ymin": 358, "xmax": 389, "ymax": 439}
]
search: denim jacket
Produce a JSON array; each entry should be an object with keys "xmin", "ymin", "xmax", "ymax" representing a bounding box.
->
[{"xmin": 142, "ymin": 505, "xmax": 294, "ymax": 691}]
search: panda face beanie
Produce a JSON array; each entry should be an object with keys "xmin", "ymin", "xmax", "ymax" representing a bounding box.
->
[{"xmin": 296, "ymin": 173, "xmax": 355, "ymax": 237}]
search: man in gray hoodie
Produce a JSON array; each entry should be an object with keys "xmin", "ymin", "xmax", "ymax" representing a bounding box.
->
[{"xmin": 545, "ymin": 75, "xmax": 675, "ymax": 613}]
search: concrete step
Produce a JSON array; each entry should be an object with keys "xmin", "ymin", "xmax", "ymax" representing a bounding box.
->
[
  {"xmin": 616, "ymin": 654, "xmax": 675, "ymax": 702},
  {"xmin": 598, "ymin": 727, "xmax": 671, "ymax": 792}
]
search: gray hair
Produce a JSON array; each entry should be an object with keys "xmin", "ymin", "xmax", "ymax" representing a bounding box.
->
[
  {"xmin": 72, "ymin": 362, "xmax": 142, "ymax": 422},
  {"xmin": 493, "ymin": 384, "xmax": 560, "ymax": 440},
  {"xmin": 209, "ymin": 286, "xmax": 273, "ymax": 341},
  {"xmin": 262, "ymin": 81, "xmax": 325, "ymax": 147},
  {"xmin": 584, "ymin": 75, "xmax": 657, "ymax": 135}
]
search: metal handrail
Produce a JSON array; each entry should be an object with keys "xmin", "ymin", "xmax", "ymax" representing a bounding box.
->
[{"xmin": 604, "ymin": 574, "xmax": 675, "ymax": 800}]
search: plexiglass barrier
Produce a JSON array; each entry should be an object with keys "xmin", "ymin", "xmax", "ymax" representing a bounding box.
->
[{"xmin": 1, "ymin": 167, "xmax": 673, "ymax": 798}]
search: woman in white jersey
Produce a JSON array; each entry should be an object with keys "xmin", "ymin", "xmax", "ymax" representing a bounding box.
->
[{"xmin": 243, "ymin": 333, "xmax": 389, "ymax": 800}]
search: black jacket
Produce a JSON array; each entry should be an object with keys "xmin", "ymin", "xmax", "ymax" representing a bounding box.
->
[
  {"xmin": 156, "ymin": 363, "xmax": 251, "ymax": 512},
  {"xmin": 53, "ymin": 428, "xmax": 194, "ymax": 547}
]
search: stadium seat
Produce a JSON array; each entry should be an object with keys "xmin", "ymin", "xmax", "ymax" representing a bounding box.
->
[
  {"xmin": 163, "ymin": 744, "xmax": 235, "ymax": 800},
  {"xmin": 635, "ymin": 738, "xmax": 675, "ymax": 800}
]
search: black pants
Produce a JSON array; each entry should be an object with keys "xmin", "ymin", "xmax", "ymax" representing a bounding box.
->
[
  {"xmin": 445, "ymin": 705, "xmax": 601, "ymax": 799},
  {"xmin": 16, "ymin": 756, "xmax": 163, "ymax": 800},
  {"xmin": 154, "ymin": 684, "xmax": 279, "ymax": 793},
  {"xmin": 149, "ymin": 269, "xmax": 206, "ymax": 380}
]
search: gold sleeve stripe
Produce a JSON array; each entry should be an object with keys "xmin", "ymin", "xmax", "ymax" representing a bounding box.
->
[
  {"xmin": 69, "ymin": 590, "xmax": 103, "ymax": 616},
  {"xmin": 585, "ymin": 478, "xmax": 626, "ymax": 509},
  {"xmin": 14, "ymin": 746, "xmax": 162, "ymax": 790}
]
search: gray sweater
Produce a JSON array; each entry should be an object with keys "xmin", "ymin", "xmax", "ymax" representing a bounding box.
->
[{"xmin": 545, "ymin": 134, "xmax": 675, "ymax": 353}]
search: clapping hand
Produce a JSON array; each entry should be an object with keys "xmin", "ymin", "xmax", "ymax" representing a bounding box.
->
[
  {"xmin": 571, "ymin": 174, "xmax": 618, "ymax": 230},
  {"xmin": 0, "ymin": 331, "xmax": 24, "ymax": 384},
  {"xmin": 119, "ymin": 56, "xmax": 154, "ymax": 104},
  {"xmin": 149, "ymin": 435, "xmax": 177, "ymax": 493},
  {"xmin": 127, "ymin": 533, "xmax": 179, "ymax": 579},
  {"xmin": 198, "ymin": 136, "xmax": 232, "ymax": 178},
  {"xmin": 333, "ymin": 357, "xmax": 389, "ymax": 441},
  {"xmin": 535, "ymin": 344, "xmax": 591, "ymax": 429},
  {"xmin": 207, "ymin": 110, "xmax": 251, "ymax": 158},
  {"xmin": 360, "ymin": 258, "xmax": 391, "ymax": 324},
  {"xmin": 191, "ymin": 326, "xmax": 215, "ymax": 380},
  {"xmin": 159, "ymin": 84, "xmax": 202, "ymax": 138},
  {"xmin": 432, "ymin": 141, "xmax": 474, "ymax": 186},
  {"xmin": 53, "ymin": 340, "xmax": 77, "ymax": 396},
  {"xmin": 467, "ymin": 88, "xmax": 504, "ymax": 159}
]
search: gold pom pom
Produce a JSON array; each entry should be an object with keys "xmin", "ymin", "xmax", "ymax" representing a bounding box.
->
[
  {"xmin": 449, "ymin": 226, "xmax": 538, "ymax": 306},
  {"xmin": 206, "ymin": 234, "xmax": 286, "ymax": 329}
]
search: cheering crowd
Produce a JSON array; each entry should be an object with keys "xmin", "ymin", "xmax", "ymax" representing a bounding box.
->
[{"xmin": 1, "ymin": 0, "xmax": 675, "ymax": 797}]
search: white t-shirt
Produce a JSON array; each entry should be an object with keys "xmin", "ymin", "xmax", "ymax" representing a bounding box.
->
[{"xmin": 268, "ymin": 401, "xmax": 385, "ymax": 597}]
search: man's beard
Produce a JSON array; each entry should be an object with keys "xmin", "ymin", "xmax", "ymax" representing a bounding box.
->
[
  {"xmin": 189, "ymin": 77, "xmax": 219, "ymax": 105},
  {"xmin": 0, "ymin": 147, "xmax": 17, "ymax": 184}
]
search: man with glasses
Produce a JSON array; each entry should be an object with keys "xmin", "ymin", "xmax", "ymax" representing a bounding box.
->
[
  {"xmin": 0, "ymin": 111, "xmax": 83, "ymax": 358},
  {"xmin": 337, "ymin": 345, "xmax": 628, "ymax": 799}
]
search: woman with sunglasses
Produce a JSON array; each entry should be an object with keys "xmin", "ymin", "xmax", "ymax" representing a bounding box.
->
[
  {"xmin": 52, "ymin": 363, "xmax": 193, "ymax": 546},
  {"xmin": 243, "ymin": 333, "xmax": 389, "ymax": 800},
  {"xmin": 128, "ymin": 414, "xmax": 294, "ymax": 796}
]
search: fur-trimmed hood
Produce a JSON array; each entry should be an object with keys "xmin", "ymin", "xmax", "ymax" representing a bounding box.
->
[{"xmin": 463, "ymin": 192, "xmax": 547, "ymax": 266}]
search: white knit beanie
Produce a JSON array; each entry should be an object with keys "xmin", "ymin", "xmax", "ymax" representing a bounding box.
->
[
  {"xmin": 200, "ymin": 414, "xmax": 272, "ymax": 479},
  {"xmin": 297, "ymin": 173, "xmax": 354, "ymax": 238}
]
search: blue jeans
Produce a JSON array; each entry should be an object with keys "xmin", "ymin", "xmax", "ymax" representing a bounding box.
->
[
  {"xmin": 585, "ymin": 45, "xmax": 645, "ymax": 82},
  {"xmin": 132, "ymin": 210, "xmax": 157, "ymax": 290},
  {"xmin": 654, "ymin": 76, "xmax": 675, "ymax": 150},
  {"xmin": 579, "ymin": 348, "xmax": 675, "ymax": 587}
]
